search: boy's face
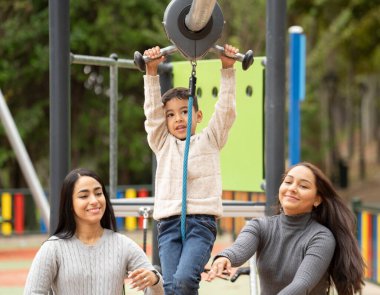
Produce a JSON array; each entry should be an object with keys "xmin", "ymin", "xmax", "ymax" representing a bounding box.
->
[{"xmin": 164, "ymin": 97, "xmax": 203, "ymax": 140}]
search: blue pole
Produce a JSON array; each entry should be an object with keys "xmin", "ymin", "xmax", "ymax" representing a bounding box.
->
[
  {"xmin": 116, "ymin": 190, "xmax": 124, "ymax": 230},
  {"xmin": 288, "ymin": 26, "xmax": 306, "ymax": 165}
]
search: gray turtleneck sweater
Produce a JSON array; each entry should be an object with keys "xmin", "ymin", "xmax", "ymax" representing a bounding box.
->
[
  {"xmin": 23, "ymin": 229, "xmax": 164, "ymax": 295},
  {"xmin": 217, "ymin": 213, "xmax": 336, "ymax": 295}
]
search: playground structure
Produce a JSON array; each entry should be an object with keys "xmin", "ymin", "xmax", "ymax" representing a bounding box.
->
[
  {"xmin": 0, "ymin": 186, "xmax": 151, "ymax": 235},
  {"xmin": 0, "ymin": 188, "xmax": 265, "ymax": 236},
  {"xmin": 1, "ymin": 48, "xmax": 267, "ymax": 295},
  {"xmin": 2, "ymin": 3, "xmax": 380, "ymax": 294},
  {"xmin": 0, "ymin": 0, "xmax": 287, "ymax": 294},
  {"xmin": 0, "ymin": 90, "xmax": 50, "ymax": 230},
  {"xmin": 1, "ymin": 0, "xmax": 378, "ymax": 292},
  {"xmin": 48, "ymin": 0, "xmax": 286, "ymax": 232},
  {"xmin": 2, "ymin": 50, "xmax": 267, "ymax": 295}
]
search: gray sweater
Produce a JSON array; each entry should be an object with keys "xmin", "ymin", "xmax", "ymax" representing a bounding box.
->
[
  {"xmin": 217, "ymin": 213, "xmax": 336, "ymax": 295},
  {"xmin": 23, "ymin": 229, "xmax": 164, "ymax": 295}
]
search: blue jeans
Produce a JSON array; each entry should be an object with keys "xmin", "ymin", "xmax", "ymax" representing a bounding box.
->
[{"xmin": 157, "ymin": 215, "xmax": 217, "ymax": 295}]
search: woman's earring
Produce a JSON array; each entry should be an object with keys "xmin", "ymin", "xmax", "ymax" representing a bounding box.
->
[{"xmin": 313, "ymin": 203, "xmax": 319, "ymax": 208}]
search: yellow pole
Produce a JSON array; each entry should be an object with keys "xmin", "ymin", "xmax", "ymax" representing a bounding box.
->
[
  {"xmin": 125, "ymin": 189, "xmax": 137, "ymax": 231},
  {"xmin": 362, "ymin": 211, "xmax": 369, "ymax": 278},
  {"xmin": 1, "ymin": 192, "xmax": 12, "ymax": 236}
]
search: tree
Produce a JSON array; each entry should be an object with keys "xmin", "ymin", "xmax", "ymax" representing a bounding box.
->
[
  {"xmin": 0, "ymin": 0, "xmax": 170, "ymax": 188},
  {"xmin": 1, "ymin": 0, "xmax": 379, "ymax": 189}
]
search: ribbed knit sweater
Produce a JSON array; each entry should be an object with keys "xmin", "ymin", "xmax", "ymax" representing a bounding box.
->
[
  {"xmin": 144, "ymin": 68, "xmax": 236, "ymax": 220},
  {"xmin": 217, "ymin": 213, "xmax": 336, "ymax": 295},
  {"xmin": 23, "ymin": 229, "xmax": 164, "ymax": 295}
]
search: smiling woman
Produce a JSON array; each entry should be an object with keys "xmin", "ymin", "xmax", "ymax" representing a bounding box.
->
[
  {"xmin": 279, "ymin": 165, "xmax": 321, "ymax": 216},
  {"xmin": 207, "ymin": 162, "xmax": 365, "ymax": 295},
  {"xmin": 23, "ymin": 168, "xmax": 164, "ymax": 295},
  {"xmin": 72, "ymin": 175, "xmax": 107, "ymax": 239}
]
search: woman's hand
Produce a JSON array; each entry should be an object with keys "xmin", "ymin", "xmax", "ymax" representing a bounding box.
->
[
  {"xmin": 206, "ymin": 256, "xmax": 232, "ymax": 282},
  {"xmin": 128, "ymin": 268, "xmax": 159, "ymax": 291}
]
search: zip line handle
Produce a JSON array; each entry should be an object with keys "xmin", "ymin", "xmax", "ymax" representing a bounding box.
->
[
  {"xmin": 134, "ymin": 45, "xmax": 178, "ymax": 72},
  {"xmin": 134, "ymin": 44, "xmax": 254, "ymax": 72},
  {"xmin": 212, "ymin": 45, "xmax": 254, "ymax": 71}
]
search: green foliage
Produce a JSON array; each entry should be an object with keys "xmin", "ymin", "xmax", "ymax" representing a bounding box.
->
[
  {"xmin": 288, "ymin": 0, "xmax": 380, "ymax": 169},
  {"xmin": 219, "ymin": 0, "xmax": 266, "ymax": 56},
  {"xmin": 0, "ymin": 0, "xmax": 169, "ymax": 187}
]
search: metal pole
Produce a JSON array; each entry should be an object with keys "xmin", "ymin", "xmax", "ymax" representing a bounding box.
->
[
  {"xmin": 0, "ymin": 90, "xmax": 50, "ymax": 227},
  {"xmin": 70, "ymin": 53, "xmax": 136, "ymax": 69},
  {"xmin": 265, "ymin": 0, "xmax": 286, "ymax": 216},
  {"xmin": 109, "ymin": 54, "xmax": 118, "ymax": 199},
  {"xmin": 249, "ymin": 254, "xmax": 258, "ymax": 295},
  {"xmin": 151, "ymin": 156, "xmax": 160, "ymax": 267},
  {"xmin": 150, "ymin": 63, "xmax": 173, "ymax": 267},
  {"xmin": 185, "ymin": 0, "xmax": 217, "ymax": 32},
  {"xmin": 49, "ymin": 0, "xmax": 71, "ymax": 233}
]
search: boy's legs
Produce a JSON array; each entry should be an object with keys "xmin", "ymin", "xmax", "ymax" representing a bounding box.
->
[
  {"xmin": 172, "ymin": 215, "xmax": 216, "ymax": 295},
  {"xmin": 157, "ymin": 217, "xmax": 183, "ymax": 294},
  {"xmin": 158, "ymin": 215, "xmax": 216, "ymax": 295}
]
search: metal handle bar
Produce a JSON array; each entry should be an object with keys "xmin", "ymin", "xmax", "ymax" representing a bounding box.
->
[
  {"xmin": 213, "ymin": 45, "xmax": 254, "ymax": 71},
  {"xmin": 134, "ymin": 44, "xmax": 254, "ymax": 72},
  {"xmin": 134, "ymin": 45, "xmax": 178, "ymax": 72}
]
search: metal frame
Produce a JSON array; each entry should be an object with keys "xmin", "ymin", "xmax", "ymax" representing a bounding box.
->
[
  {"xmin": 48, "ymin": 2, "xmax": 287, "ymax": 293},
  {"xmin": 70, "ymin": 53, "xmax": 136, "ymax": 200},
  {"xmin": 111, "ymin": 198, "xmax": 266, "ymax": 218},
  {"xmin": 111, "ymin": 198, "xmax": 265, "ymax": 295},
  {"xmin": 0, "ymin": 90, "xmax": 50, "ymax": 227},
  {"xmin": 70, "ymin": 53, "xmax": 170, "ymax": 199}
]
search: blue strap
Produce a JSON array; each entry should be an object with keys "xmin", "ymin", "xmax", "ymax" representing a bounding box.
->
[
  {"xmin": 181, "ymin": 64, "xmax": 197, "ymax": 242},
  {"xmin": 181, "ymin": 95, "xmax": 193, "ymax": 242}
]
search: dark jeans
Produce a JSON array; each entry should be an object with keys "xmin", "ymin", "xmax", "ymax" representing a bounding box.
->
[{"xmin": 157, "ymin": 215, "xmax": 217, "ymax": 295}]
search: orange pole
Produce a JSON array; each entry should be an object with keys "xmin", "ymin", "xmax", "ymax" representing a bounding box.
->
[{"xmin": 137, "ymin": 188, "xmax": 149, "ymax": 229}]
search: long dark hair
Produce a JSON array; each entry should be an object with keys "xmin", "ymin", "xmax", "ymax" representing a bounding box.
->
[
  {"xmin": 53, "ymin": 168, "xmax": 117, "ymax": 239},
  {"xmin": 278, "ymin": 162, "xmax": 364, "ymax": 294}
]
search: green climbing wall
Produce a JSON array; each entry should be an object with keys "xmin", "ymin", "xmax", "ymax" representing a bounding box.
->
[{"xmin": 172, "ymin": 58, "xmax": 265, "ymax": 192}]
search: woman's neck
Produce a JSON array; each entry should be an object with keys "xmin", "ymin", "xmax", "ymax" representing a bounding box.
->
[{"xmin": 75, "ymin": 224, "xmax": 104, "ymax": 245}]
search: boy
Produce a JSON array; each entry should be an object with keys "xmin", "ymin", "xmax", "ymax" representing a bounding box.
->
[{"xmin": 143, "ymin": 44, "xmax": 238, "ymax": 294}]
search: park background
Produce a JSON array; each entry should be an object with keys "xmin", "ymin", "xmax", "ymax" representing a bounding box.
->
[{"xmin": 1, "ymin": 0, "xmax": 380, "ymax": 294}]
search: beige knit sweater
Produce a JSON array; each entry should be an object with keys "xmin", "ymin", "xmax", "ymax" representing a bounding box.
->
[{"xmin": 144, "ymin": 68, "xmax": 236, "ymax": 220}]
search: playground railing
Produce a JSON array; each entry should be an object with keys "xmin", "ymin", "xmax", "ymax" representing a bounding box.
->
[
  {"xmin": 352, "ymin": 198, "xmax": 380, "ymax": 285},
  {"xmin": 0, "ymin": 185, "xmax": 152, "ymax": 235},
  {"xmin": 0, "ymin": 188, "xmax": 265, "ymax": 237}
]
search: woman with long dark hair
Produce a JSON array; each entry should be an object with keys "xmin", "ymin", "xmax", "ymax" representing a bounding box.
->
[
  {"xmin": 24, "ymin": 168, "xmax": 163, "ymax": 295},
  {"xmin": 207, "ymin": 162, "xmax": 364, "ymax": 294}
]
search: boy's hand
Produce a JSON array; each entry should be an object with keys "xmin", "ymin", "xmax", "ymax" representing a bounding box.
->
[
  {"xmin": 144, "ymin": 46, "xmax": 166, "ymax": 76},
  {"xmin": 221, "ymin": 44, "xmax": 239, "ymax": 69}
]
